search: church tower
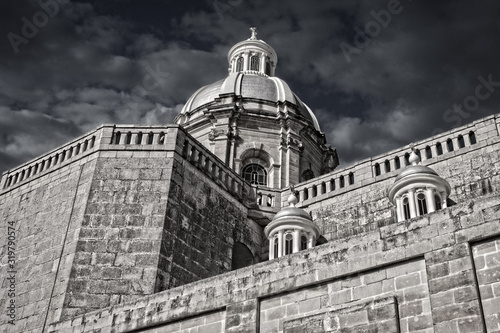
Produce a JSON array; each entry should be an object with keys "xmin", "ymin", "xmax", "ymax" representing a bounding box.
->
[{"xmin": 174, "ymin": 28, "xmax": 338, "ymax": 189}]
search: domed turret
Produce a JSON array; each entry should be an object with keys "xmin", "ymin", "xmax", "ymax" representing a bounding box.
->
[
  {"xmin": 174, "ymin": 28, "xmax": 339, "ymax": 189},
  {"xmin": 388, "ymin": 146, "xmax": 451, "ymax": 221},
  {"xmin": 264, "ymin": 189, "xmax": 320, "ymax": 259}
]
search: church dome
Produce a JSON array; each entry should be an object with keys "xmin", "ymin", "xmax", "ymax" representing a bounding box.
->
[
  {"xmin": 179, "ymin": 73, "xmax": 320, "ymax": 130},
  {"xmin": 175, "ymin": 28, "xmax": 321, "ymax": 131}
]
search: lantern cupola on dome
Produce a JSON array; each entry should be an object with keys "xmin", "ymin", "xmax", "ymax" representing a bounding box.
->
[{"xmin": 227, "ymin": 27, "xmax": 277, "ymax": 76}]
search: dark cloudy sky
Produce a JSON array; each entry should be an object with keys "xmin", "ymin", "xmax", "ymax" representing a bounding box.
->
[{"xmin": 1, "ymin": 0, "xmax": 500, "ymax": 176}]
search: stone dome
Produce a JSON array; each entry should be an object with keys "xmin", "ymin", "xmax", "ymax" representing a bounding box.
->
[
  {"xmin": 179, "ymin": 72, "xmax": 321, "ymax": 131},
  {"xmin": 175, "ymin": 27, "xmax": 321, "ymax": 131},
  {"xmin": 394, "ymin": 165, "xmax": 438, "ymax": 182}
]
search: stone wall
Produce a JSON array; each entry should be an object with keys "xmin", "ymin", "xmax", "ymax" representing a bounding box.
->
[
  {"xmin": 61, "ymin": 154, "xmax": 174, "ymax": 319},
  {"xmin": 472, "ymin": 237, "xmax": 500, "ymax": 332},
  {"xmin": 159, "ymin": 150, "xmax": 262, "ymax": 291},
  {"xmin": 0, "ymin": 147, "xmax": 98, "ymax": 333},
  {"xmin": 48, "ymin": 193, "xmax": 500, "ymax": 332},
  {"xmin": 292, "ymin": 114, "xmax": 500, "ymax": 245}
]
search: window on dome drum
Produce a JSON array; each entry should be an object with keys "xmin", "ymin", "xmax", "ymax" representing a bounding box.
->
[
  {"xmin": 385, "ymin": 160, "xmax": 391, "ymax": 173},
  {"xmin": 301, "ymin": 235, "xmax": 308, "ymax": 250},
  {"xmin": 340, "ymin": 176, "xmax": 345, "ymax": 188},
  {"xmin": 435, "ymin": 195, "xmax": 442, "ymax": 210},
  {"xmin": 417, "ymin": 192, "xmax": 428, "ymax": 215},
  {"xmin": 236, "ymin": 57, "xmax": 244, "ymax": 72},
  {"xmin": 273, "ymin": 235, "xmax": 279, "ymax": 258},
  {"xmin": 285, "ymin": 233, "xmax": 293, "ymax": 255},
  {"xmin": 403, "ymin": 197, "xmax": 410, "ymax": 220},
  {"xmin": 404, "ymin": 153, "xmax": 410, "ymax": 166},
  {"xmin": 349, "ymin": 172, "xmax": 354, "ymax": 185},
  {"xmin": 242, "ymin": 164, "xmax": 267, "ymax": 185},
  {"xmin": 375, "ymin": 163, "xmax": 381, "ymax": 176},
  {"xmin": 250, "ymin": 55, "xmax": 259, "ymax": 71},
  {"xmin": 395, "ymin": 157, "xmax": 401, "ymax": 170},
  {"xmin": 265, "ymin": 61, "xmax": 271, "ymax": 75}
]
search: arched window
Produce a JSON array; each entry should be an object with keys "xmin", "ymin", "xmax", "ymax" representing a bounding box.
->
[
  {"xmin": 469, "ymin": 131, "xmax": 477, "ymax": 145},
  {"xmin": 349, "ymin": 172, "xmax": 354, "ymax": 185},
  {"xmin": 375, "ymin": 163, "xmax": 381, "ymax": 176},
  {"xmin": 330, "ymin": 179, "xmax": 336, "ymax": 191},
  {"xmin": 321, "ymin": 182, "xmax": 326, "ymax": 194},
  {"xmin": 458, "ymin": 135, "xmax": 465, "ymax": 148},
  {"xmin": 417, "ymin": 192, "xmax": 427, "ymax": 215},
  {"xmin": 403, "ymin": 197, "xmax": 410, "ymax": 220},
  {"xmin": 312, "ymin": 186, "xmax": 317, "ymax": 197},
  {"xmin": 265, "ymin": 61, "xmax": 271, "ymax": 75},
  {"xmin": 242, "ymin": 164, "xmax": 267, "ymax": 186},
  {"xmin": 236, "ymin": 56, "xmax": 244, "ymax": 72},
  {"xmin": 435, "ymin": 194, "xmax": 442, "ymax": 210},
  {"xmin": 147, "ymin": 132, "xmax": 154, "ymax": 144},
  {"xmin": 384, "ymin": 160, "xmax": 391, "ymax": 173},
  {"xmin": 425, "ymin": 146, "xmax": 432, "ymax": 159},
  {"xmin": 395, "ymin": 157, "xmax": 401, "ymax": 170},
  {"xmin": 446, "ymin": 139, "xmax": 454, "ymax": 152},
  {"xmin": 231, "ymin": 242, "xmax": 254, "ymax": 270},
  {"xmin": 436, "ymin": 142, "xmax": 443, "ymax": 155},
  {"xmin": 273, "ymin": 235, "xmax": 279, "ymax": 259},
  {"xmin": 285, "ymin": 233, "xmax": 293, "ymax": 255},
  {"xmin": 126, "ymin": 132, "xmax": 132, "ymax": 144},
  {"xmin": 404, "ymin": 153, "xmax": 410, "ymax": 166},
  {"xmin": 303, "ymin": 188, "xmax": 309, "ymax": 200},
  {"xmin": 301, "ymin": 235, "xmax": 308, "ymax": 250},
  {"xmin": 250, "ymin": 55, "xmax": 259, "ymax": 71}
]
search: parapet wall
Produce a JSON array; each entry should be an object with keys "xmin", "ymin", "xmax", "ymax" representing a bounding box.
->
[
  {"xmin": 48, "ymin": 192, "xmax": 500, "ymax": 332},
  {"xmin": 0, "ymin": 125, "xmax": 264, "ymax": 333},
  {"xmin": 288, "ymin": 114, "xmax": 500, "ymax": 244}
]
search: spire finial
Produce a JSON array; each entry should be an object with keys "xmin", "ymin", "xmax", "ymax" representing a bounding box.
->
[
  {"xmin": 288, "ymin": 185, "xmax": 298, "ymax": 207},
  {"xmin": 408, "ymin": 143, "xmax": 420, "ymax": 166},
  {"xmin": 249, "ymin": 27, "xmax": 258, "ymax": 40}
]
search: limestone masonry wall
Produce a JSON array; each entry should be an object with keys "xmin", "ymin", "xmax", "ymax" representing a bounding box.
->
[
  {"xmin": 0, "ymin": 151, "xmax": 98, "ymax": 333},
  {"xmin": 2, "ymin": 114, "xmax": 500, "ymax": 332},
  {"xmin": 48, "ymin": 193, "xmax": 500, "ymax": 332},
  {"xmin": 291, "ymin": 114, "xmax": 500, "ymax": 244}
]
